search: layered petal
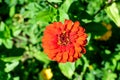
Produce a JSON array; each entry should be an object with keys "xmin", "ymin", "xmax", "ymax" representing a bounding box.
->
[{"xmin": 42, "ymin": 20, "xmax": 87, "ymax": 63}]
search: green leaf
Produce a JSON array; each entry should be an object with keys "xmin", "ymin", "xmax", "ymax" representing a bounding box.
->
[
  {"xmin": 114, "ymin": 52, "xmax": 120, "ymax": 61},
  {"xmin": 58, "ymin": 0, "xmax": 73, "ymax": 22},
  {"xmin": 34, "ymin": 52, "xmax": 50, "ymax": 64},
  {"xmin": 35, "ymin": 10, "xmax": 52, "ymax": 26},
  {"xmin": 57, "ymin": 0, "xmax": 74, "ymax": 22},
  {"xmin": 105, "ymin": 2, "xmax": 120, "ymax": 27},
  {"xmin": 5, "ymin": 61, "xmax": 19, "ymax": 72},
  {"xmin": 59, "ymin": 62, "xmax": 75, "ymax": 79},
  {"xmin": 0, "ymin": 39, "xmax": 2, "ymax": 45},
  {"xmin": 0, "ymin": 56, "xmax": 22, "ymax": 62},
  {"xmin": 0, "ymin": 22, "xmax": 12, "ymax": 48},
  {"xmin": 13, "ymin": 76, "xmax": 20, "ymax": 80},
  {"xmin": 22, "ymin": 2, "xmax": 41, "ymax": 18},
  {"xmin": 47, "ymin": 0, "xmax": 62, "ymax": 3},
  {"xmin": 85, "ymin": 22, "xmax": 107, "ymax": 37},
  {"xmin": 0, "ymin": 22, "xmax": 11, "ymax": 38},
  {"xmin": 36, "ymin": 10, "xmax": 51, "ymax": 21},
  {"xmin": 59, "ymin": 0, "xmax": 74, "ymax": 13},
  {"xmin": 9, "ymin": 6, "xmax": 15, "ymax": 17},
  {"xmin": 105, "ymin": 49, "xmax": 111, "ymax": 54},
  {"xmin": 58, "ymin": 9, "xmax": 69, "ymax": 22},
  {"xmin": 13, "ymin": 29, "xmax": 21, "ymax": 37},
  {"xmin": 82, "ymin": 19, "xmax": 92, "ymax": 23},
  {"xmin": 102, "ymin": 69, "xmax": 117, "ymax": 80},
  {"xmin": 2, "ymin": 39, "xmax": 13, "ymax": 49},
  {"xmin": 0, "ymin": 22, "xmax": 5, "ymax": 31},
  {"xmin": 5, "ymin": 0, "xmax": 17, "ymax": 6},
  {"xmin": 117, "ymin": 62, "xmax": 120, "ymax": 70},
  {"xmin": 75, "ymin": 59, "xmax": 83, "ymax": 68},
  {"xmin": 85, "ymin": 72, "xmax": 95, "ymax": 80},
  {"xmin": 105, "ymin": 60, "xmax": 116, "ymax": 71}
]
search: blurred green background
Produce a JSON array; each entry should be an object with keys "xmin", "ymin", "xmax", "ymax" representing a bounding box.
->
[{"xmin": 0, "ymin": 0, "xmax": 120, "ymax": 80}]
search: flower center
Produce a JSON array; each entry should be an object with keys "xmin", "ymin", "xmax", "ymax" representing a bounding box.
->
[{"xmin": 58, "ymin": 32, "xmax": 70, "ymax": 45}]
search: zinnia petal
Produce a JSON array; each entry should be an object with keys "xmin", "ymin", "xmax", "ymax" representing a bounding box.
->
[
  {"xmin": 42, "ymin": 20, "xmax": 87, "ymax": 63},
  {"xmin": 55, "ymin": 52, "xmax": 62, "ymax": 62},
  {"xmin": 65, "ymin": 20, "xmax": 73, "ymax": 31},
  {"xmin": 63, "ymin": 51, "xmax": 69, "ymax": 62}
]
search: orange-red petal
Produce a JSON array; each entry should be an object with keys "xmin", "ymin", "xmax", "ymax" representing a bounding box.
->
[{"xmin": 42, "ymin": 20, "xmax": 87, "ymax": 63}]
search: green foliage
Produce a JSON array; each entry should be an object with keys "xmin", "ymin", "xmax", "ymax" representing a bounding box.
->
[
  {"xmin": 0, "ymin": 22, "xmax": 13, "ymax": 48},
  {"xmin": 85, "ymin": 22, "xmax": 108, "ymax": 37},
  {"xmin": 0, "ymin": 0, "xmax": 120, "ymax": 80},
  {"xmin": 5, "ymin": 61, "xmax": 19, "ymax": 72},
  {"xmin": 34, "ymin": 52, "xmax": 50, "ymax": 64},
  {"xmin": 0, "ymin": 60, "xmax": 8, "ymax": 80},
  {"xmin": 105, "ymin": 2, "xmax": 120, "ymax": 27},
  {"xmin": 59, "ymin": 62, "xmax": 75, "ymax": 79},
  {"xmin": 47, "ymin": 0, "xmax": 62, "ymax": 3}
]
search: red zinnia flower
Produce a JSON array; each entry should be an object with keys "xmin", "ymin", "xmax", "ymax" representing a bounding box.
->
[{"xmin": 42, "ymin": 20, "xmax": 87, "ymax": 63}]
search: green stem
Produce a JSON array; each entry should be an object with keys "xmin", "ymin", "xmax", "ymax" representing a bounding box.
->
[{"xmin": 79, "ymin": 55, "xmax": 89, "ymax": 80}]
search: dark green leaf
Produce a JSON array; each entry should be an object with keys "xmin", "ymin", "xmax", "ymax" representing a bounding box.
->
[
  {"xmin": 85, "ymin": 22, "xmax": 107, "ymax": 37},
  {"xmin": 0, "ymin": 60, "xmax": 8, "ymax": 80}
]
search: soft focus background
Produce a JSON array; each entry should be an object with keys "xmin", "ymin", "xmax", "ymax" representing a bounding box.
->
[{"xmin": 0, "ymin": 0, "xmax": 120, "ymax": 80}]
